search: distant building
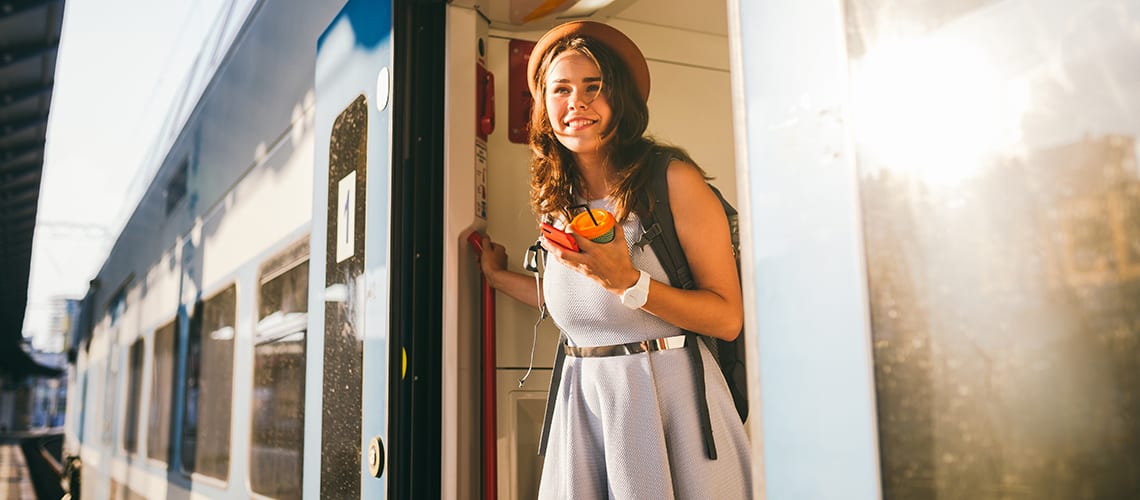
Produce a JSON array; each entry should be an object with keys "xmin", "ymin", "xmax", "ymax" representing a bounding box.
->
[
  {"xmin": 0, "ymin": 298, "xmax": 74, "ymax": 433},
  {"xmin": 33, "ymin": 296, "xmax": 78, "ymax": 353}
]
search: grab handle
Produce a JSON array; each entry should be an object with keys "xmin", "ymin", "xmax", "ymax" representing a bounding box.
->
[{"xmin": 467, "ymin": 231, "xmax": 497, "ymax": 500}]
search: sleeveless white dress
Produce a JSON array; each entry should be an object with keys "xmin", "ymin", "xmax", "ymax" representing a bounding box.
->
[{"xmin": 538, "ymin": 197, "xmax": 752, "ymax": 499}]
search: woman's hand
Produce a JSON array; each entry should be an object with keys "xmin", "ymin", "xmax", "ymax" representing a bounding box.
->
[
  {"xmin": 541, "ymin": 223, "xmax": 640, "ymax": 294},
  {"xmin": 475, "ymin": 233, "xmax": 542, "ymax": 308},
  {"xmin": 478, "ymin": 234, "xmax": 510, "ymax": 288}
]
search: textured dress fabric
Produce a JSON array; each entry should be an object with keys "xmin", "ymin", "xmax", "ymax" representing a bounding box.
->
[{"xmin": 539, "ymin": 198, "xmax": 752, "ymax": 500}]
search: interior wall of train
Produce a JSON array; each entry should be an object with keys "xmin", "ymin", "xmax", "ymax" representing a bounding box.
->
[
  {"xmin": 59, "ymin": 0, "xmax": 1140, "ymax": 498},
  {"xmin": 441, "ymin": 1, "xmax": 740, "ymax": 498}
]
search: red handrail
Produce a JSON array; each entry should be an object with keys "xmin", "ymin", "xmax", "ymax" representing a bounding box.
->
[{"xmin": 467, "ymin": 232, "xmax": 497, "ymax": 500}]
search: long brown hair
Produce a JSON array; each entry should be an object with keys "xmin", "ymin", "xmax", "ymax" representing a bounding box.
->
[{"xmin": 527, "ymin": 36, "xmax": 705, "ymax": 223}]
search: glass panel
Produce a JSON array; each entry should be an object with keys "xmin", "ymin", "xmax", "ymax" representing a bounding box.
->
[
  {"xmin": 109, "ymin": 289, "xmax": 127, "ymax": 326},
  {"xmin": 147, "ymin": 321, "xmax": 177, "ymax": 462},
  {"xmin": 259, "ymin": 260, "xmax": 309, "ymax": 321},
  {"xmin": 321, "ymin": 94, "xmax": 367, "ymax": 499},
  {"xmin": 122, "ymin": 339, "xmax": 145, "ymax": 454},
  {"xmin": 845, "ymin": 0, "xmax": 1140, "ymax": 497},
  {"xmin": 251, "ymin": 336, "xmax": 306, "ymax": 498},
  {"xmin": 102, "ymin": 340, "xmax": 120, "ymax": 445},
  {"xmin": 250, "ymin": 260, "xmax": 308, "ymax": 499},
  {"xmin": 78, "ymin": 375, "xmax": 87, "ymax": 443},
  {"xmin": 182, "ymin": 285, "xmax": 236, "ymax": 480}
]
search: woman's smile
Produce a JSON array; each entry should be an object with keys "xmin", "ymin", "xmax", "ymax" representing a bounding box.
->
[{"xmin": 563, "ymin": 116, "xmax": 598, "ymax": 130}]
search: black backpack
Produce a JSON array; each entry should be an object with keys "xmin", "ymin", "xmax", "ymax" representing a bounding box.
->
[{"xmin": 634, "ymin": 149, "xmax": 748, "ymax": 458}]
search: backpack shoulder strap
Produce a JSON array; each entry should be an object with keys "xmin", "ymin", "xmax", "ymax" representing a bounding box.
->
[
  {"xmin": 706, "ymin": 184, "xmax": 739, "ymax": 261},
  {"xmin": 636, "ymin": 149, "xmax": 719, "ymax": 460},
  {"xmin": 638, "ymin": 151, "xmax": 695, "ymax": 290},
  {"xmin": 538, "ymin": 333, "xmax": 567, "ymax": 456},
  {"xmin": 637, "ymin": 153, "xmax": 738, "ymax": 285}
]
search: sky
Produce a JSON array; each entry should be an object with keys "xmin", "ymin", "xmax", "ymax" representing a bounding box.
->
[{"xmin": 24, "ymin": 0, "xmax": 233, "ymax": 350}]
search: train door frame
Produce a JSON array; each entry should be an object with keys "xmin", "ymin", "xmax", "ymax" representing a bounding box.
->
[
  {"xmin": 728, "ymin": 1, "xmax": 882, "ymax": 499},
  {"xmin": 310, "ymin": 2, "xmax": 395, "ymax": 498},
  {"xmin": 389, "ymin": 0, "xmax": 446, "ymax": 497},
  {"xmin": 309, "ymin": 0, "xmax": 446, "ymax": 497}
]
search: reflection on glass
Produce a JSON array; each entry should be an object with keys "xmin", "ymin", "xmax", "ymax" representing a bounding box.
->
[
  {"xmin": 321, "ymin": 94, "xmax": 367, "ymax": 499},
  {"xmin": 182, "ymin": 285, "xmax": 236, "ymax": 481},
  {"xmin": 846, "ymin": 0, "xmax": 1140, "ymax": 497},
  {"xmin": 148, "ymin": 321, "xmax": 177, "ymax": 462},
  {"xmin": 259, "ymin": 259, "xmax": 309, "ymax": 321},
  {"xmin": 122, "ymin": 339, "xmax": 144, "ymax": 454},
  {"xmin": 251, "ymin": 259, "xmax": 308, "ymax": 500}
]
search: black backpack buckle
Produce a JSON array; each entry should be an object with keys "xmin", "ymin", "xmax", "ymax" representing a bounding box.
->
[
  {"xmin": 523, "ymin": 240, "xmax": 544, "ymax": 273},
  {"xmin": 634, "ymin": 223, "xmax": 662, "ymax": 250}
]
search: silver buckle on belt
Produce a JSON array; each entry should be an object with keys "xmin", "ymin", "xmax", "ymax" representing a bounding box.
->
[
  {"xmin": 564, "ymin": 334, "xmax": 687, "ymax": 358},
  {"xmin": 646, "ymin": 335, "xmax": 685, "ymax": 351}
]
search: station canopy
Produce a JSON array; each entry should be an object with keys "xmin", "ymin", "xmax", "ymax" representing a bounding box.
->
[{"xmin": 0, "ymin": 0, "xmax": 66, "ymax": 378}]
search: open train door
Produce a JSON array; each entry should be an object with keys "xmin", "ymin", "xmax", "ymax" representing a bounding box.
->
[{"xmin": 309, "ymin": 0, "xmax": 444, "ymax": 498}]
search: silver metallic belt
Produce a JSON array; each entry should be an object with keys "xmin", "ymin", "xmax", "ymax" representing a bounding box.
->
[{"xmin": 563, "ymin": 335, "xmax": 687, "ymax": 358}]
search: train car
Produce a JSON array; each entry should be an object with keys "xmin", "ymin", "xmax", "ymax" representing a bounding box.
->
[{"xmin": 61, "ymin": 0, "xmax": 1140, "ymax": 499}]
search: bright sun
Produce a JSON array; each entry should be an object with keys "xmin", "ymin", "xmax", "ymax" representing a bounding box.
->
[{"xmin": 850, "ymin": 35, "xmax": 1029, "ymax": 187}]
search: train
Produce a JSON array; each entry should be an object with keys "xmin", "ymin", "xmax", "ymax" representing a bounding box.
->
[{"xmin": 61, "ymin": 0, "xmax": 1140, "ymax": 499}]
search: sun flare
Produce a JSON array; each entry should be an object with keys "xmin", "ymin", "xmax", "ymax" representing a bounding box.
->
[{"xmin": 851, "ymin": 36, "xmax": 1029, "ymax": 187}]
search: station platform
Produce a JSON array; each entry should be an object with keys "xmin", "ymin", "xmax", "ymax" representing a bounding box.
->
[{"xmin": 0, "ymin": 443, "xmax": 34, "ymax": 500}]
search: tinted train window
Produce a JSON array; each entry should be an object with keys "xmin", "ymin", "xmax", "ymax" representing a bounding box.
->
[
  {"xmin": 86, "ymin": 361, "xmax": 103, "ymax": 446},
  {"xmin": 165, "ymin": 159, "xmax": 189, "ymax": 215},
  {"xmin": 845, "ymin": 0, "xmax": 1140, "ymax": 497},
  {"xmin": 77, "ymin": 374, "xmax": 88, "ymax": 443},
  {"xmin": 148, "ymin": 321, "xmax": 177, "ymax": 462},
  {"xmin": 250, "ymin": 248, "xmax": 308, "ymax": 499},
  {"xmin": 101, "ymin": 343, "xmax": 119, "ymax": 445},
  {"xmin": 109, "ymin": 288, "xmax": 127, "ymax": 326},
  {"xmin": 121, "ymin": 338, "xmax": 145, "ymax": 454},
  {"xmin": 321, "ymin": 94, "xmax": 367, "ymax": 499},
  {"xmin": 181, "ymin": 285, "xmax": 236, "ymax": 480}
]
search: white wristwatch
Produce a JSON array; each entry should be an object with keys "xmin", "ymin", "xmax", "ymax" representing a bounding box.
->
[{"xmin": 620, "ymin": 269, "xmax": 651, "ymax": 309}]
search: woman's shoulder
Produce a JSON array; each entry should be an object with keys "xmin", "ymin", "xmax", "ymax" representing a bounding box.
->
[
  {"xmin": 646, "ymin": 144, "xmax": 708, "ymax": 183},
  {"xmin": 663, "ymin": 157, "xmax": 710, "ymax": 195}
]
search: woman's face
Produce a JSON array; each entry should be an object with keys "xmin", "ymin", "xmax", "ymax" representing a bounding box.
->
[{"xmin": 544, "ymin": 51, "xmax": 613, "ymax": 157}]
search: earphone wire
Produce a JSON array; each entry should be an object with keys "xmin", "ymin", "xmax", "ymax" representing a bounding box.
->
[{"xmin": 519, "ymin": 241, "xmax": 548, "ymax": 387}]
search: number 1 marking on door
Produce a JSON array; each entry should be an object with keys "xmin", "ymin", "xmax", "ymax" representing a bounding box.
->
[
  {"xmin": 344, "ymin": 190, "xmax": 351, "ymax": 244},
  {"xmin": 337, "ymin": 171, "xmax": 357, "ymax": 263}
]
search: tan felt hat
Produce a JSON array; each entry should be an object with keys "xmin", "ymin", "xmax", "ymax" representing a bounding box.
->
[{"xmin": 527, "ymin": 21, "xmax": 650, "ymax": 102}]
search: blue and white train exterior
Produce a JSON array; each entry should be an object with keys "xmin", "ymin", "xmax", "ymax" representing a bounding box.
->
[{"xmin": 63, "ymin": 0, "xmax": 1140, "ymax": 499}]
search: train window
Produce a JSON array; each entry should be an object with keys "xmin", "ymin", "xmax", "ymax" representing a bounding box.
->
[
  {"xmin": 109, "ymin": 287, "xmax": 127, "ymax": 326},
  {"xmin": 121, "ymin": 338, "xmax": 145, "ymax": 454},
  {"xmin": 86, "ymin": 361, "xmax": 103, "ymax": 447},
  {"xmin": 77, "ymin": 374, "xmax": 88, "ymax": 444},
  {"xmin": 320, "ymin": 94, "xmax": 367, "ymax": 499},
  {"xmin": 845, "ymin": 0, "xmax": 1140, "ymax": 497},
  {"xmin": 181, "ymin": 284, "xmax": 236, "ymax": 481},
  {"xmin": 165, "ymin": 159, "xmax": 189, "ymax": 215},
  {"xmin": 147, "ymin": 320, "xmax": 178, "ymax": 463},
  {"xmin": 250, "ymin": 243, "xmax": 308, "ymax": 499},
  {"xmin": 101, "ymin": 341, "xmax": 120, "ymax": 446}
]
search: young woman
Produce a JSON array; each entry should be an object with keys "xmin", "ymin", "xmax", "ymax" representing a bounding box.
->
[{"xmin": 478, "ymin": 21, "xmax": 752, "ymax": 499}]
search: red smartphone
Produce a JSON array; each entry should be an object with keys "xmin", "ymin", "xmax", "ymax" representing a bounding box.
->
[{"xmin": 540, "ymin": 222, "xmax": 580, "ymax": 252}]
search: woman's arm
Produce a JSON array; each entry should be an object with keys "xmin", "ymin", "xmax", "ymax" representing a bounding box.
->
[
  {"xmin": 478, "ymin": 234, "xmax": 543, "ymax": 308},
  {"xmin": 540, "ymin": 160, "xmax": 743, "ymax": 340},
  {"xmin": 646, "ymin": 159, "xmax": 743, "ymax": 339}
]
